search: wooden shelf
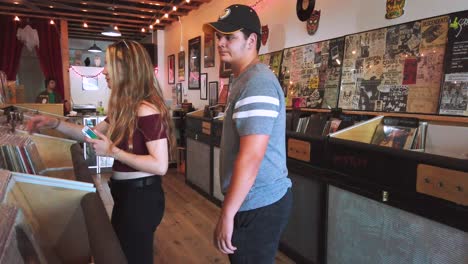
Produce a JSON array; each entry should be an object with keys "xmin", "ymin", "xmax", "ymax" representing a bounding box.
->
[{"xmin": 286, "ymin": 108, "xmax": 468, "ymax": 124}]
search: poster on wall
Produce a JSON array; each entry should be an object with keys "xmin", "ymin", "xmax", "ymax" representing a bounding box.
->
[
  {"xmin": 168, "ymin": 54, "xmax": 175, "ymax": 84},
  {"xmin": 280, "ymin": 37, "xmax": 344, "ymax": 109},
  {"xmin": 204, "ymin": 31, "xmax": 215, "ymax": 68},
  {"xmin": 178, "ymin": 51, "xmax": 185, "ymax": 81},
  {"xmin": 439, "ymin": 10, "xmax": 468, "ymax": 116},
  {"xmin": 338, "ymin": 16, "xmax": 449, "ymax": 114},
  {"xmin": 188, "ymin": 36, "xmax": 201, "ymax": 89},
  {"xmin": 259, "ymin": 50, "xmax": 283, "ymax": 78},
  {"xmin": 82, "ymin": 77, "xmax": 99, "ymax": 91}
]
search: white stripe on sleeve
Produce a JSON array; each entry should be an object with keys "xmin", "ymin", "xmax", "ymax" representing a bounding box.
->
[
  {"xmin": 233, "ymin": 110, "xmax": 279, "ymax": 119},
  {"xmin": 234, "ymin": 96, "xmax": 279, "ymax": 109}
]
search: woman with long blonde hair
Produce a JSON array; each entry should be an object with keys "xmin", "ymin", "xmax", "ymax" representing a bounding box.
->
[{"xmin": 28, "ymin": 40, "xmax": 174, "ymax": 264}]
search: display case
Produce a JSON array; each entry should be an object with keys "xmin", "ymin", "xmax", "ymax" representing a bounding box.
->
[
  {"xmin": 324, "ymin": 116, "xmax": 468, "ymax": 262},
  {"xmin": 0, "ymin": 170, "xmax": 125, "ymax": 263},
  {"xmin": 185, "ymin": 110, "xmax": 212, "ymax": 197}
]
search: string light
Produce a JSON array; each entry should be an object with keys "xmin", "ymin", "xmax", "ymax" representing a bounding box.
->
[
  {"xmin": 147, "ymin": 0, "xmax": 190, "ymax": 31},
  {"xmin": 70, "ymin": 66, "xmax": 103, "ymax": 78}
]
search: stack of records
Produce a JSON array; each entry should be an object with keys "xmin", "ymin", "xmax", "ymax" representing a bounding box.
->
[
  {"xmin": 371, "ymin": 117, "xmax": 419, "ymax": 150},
  {"xmin": 0, "ymin": 134, "xmax": 45, "ymax": 175}
]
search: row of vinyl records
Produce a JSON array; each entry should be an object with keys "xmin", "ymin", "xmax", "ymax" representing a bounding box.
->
[
  {"xmin": 371, "ymin": 117, "xmax": 427, "ymax": 150},
  {"xmin": 0, "ymin": 133, "xmax": 45, "ymax": 175},
  {"xmin": 287, "ymin": 113, "xmax": 428, "ymax": 150}
]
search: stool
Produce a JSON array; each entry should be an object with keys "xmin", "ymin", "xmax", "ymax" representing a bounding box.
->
[{"xmin": 176, "ymin": 146, "xmax": 186, "ymax": 174}]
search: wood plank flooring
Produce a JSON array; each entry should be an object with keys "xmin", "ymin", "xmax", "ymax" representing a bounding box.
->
[{"xmin": 93, "ymin": 169, "xmax": 295, "ymax": 264}]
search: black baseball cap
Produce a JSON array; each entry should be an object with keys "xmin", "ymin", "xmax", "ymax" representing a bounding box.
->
[{"xmin": 203, "ymin": 4, "xmax": 261, "ymax": 35}]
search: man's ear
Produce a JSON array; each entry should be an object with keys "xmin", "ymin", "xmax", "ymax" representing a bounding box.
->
[{"xmin": 249, "ymin": 33, "xmax": 257, "ymax": 49}]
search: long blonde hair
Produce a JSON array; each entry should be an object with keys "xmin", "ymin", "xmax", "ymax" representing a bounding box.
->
[{"xmin": 105, "ymin": 40, "xmax": 175, "ymax": 156}]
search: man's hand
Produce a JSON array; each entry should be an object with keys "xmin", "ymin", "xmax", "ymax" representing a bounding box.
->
[{"xmin": 214, "ymin": 213, "xmax": 237, "ymax": 254}]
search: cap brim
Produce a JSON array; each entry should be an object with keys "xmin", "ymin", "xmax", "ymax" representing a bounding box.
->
[{"xmin": 203, "ymin": 21, "xmax": 242, "ymax": 34}]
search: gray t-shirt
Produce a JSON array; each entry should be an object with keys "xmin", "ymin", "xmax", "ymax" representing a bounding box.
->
[{"xmin": 220, "ymin": 63, "xmax": 292, "ymax": 211}]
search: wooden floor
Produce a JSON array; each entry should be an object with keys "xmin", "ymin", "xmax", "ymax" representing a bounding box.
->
[{"xmin": 93, "ymin": 169, "xmax": 295, "ymax": 264}]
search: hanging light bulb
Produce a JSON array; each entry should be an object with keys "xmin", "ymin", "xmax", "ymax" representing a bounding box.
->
[
  {"xmin": 156, "ymin": 19, "xmax": 160, "ymax": 24},
  {"xmin": 141, "ymin": 28, "xmax": 146, "ymax": 32},
  {"xmin": 83, "ymin": 22, "xmax": 88, "ymax": 28},
  {"xmin": 173, "ymin": 6, "xmax": 177, "ymax": 11},
  {"xmin": 14, "ymin": 16, "xmax": 20, "ymax": 21},
  {"xmin": 186, "ymin": 0, "xmax": 190, "ymax": 3},
  {"xmin": 114, "ymin": 25, "xmax": 118, "ymax": 30},
  {"xmin": 149, "ymin": 24, "xmax": 153, "ymax": 29},
  {"xmin": 164, "ymin": 13, "xmax": 169, "ymax": 18},
  {"xmin": 50, "ymin": 19, "xmax": 55, "ymax": 25}
]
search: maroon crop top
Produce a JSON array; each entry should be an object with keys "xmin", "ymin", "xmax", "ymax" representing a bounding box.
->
[{"xmin": 105, "ymin": 114, "xmax": 167, "ymax": 172}]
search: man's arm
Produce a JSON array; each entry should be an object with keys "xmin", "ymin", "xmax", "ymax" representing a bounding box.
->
[{"xmin": 215, "ymin": 134, "xmax": 269, "ymax": 254}]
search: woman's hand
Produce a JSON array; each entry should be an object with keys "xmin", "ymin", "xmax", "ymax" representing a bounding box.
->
[
  {"xmin": 85, "ymin": 129, "xmax": 115, "ymax": 157},
  {"xmin": 27, "ymin": 115, "xmax": 59, "ymax": 133}
]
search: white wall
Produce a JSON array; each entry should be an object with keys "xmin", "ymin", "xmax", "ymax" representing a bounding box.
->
[
  {"xmin": 69, "ymin": 66, "xmax": 110, "ymax": 110},
  {"xmin": 160, "ymin": 0, "xmax": 468, "ymax": 110}
]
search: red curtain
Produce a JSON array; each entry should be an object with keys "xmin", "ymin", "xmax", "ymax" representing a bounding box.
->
[
  {"xmin": 0, "ymin": 16, "xmax": 24, "ymax": 80},
  {"xmin": 33, "ymin": 19, "xmax": 65, "ymax": 101}
]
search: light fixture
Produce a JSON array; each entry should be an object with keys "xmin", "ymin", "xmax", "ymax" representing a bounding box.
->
[
  {"xmin": 164, "ymin": 13, "xmax": 169, "ymax": 18},
  {"xmin": 102, "ymin": 25, "xmax": 121, "ymax": 37},
  {"xmin": 141, "ymin": 28, "xmax": 146, "ymax": 32},
  {"xmin": 156, "ymin": 19, "xmax": 160, "ymax": 23},
  {"xmin": 186, "ymin": 0, "xmax": 190, "ymax": 3},
  {"xmin": 83, "ymin": 22, "xmax": 88, "ymax": 28},
  {"xmin": 172, "ymin": 6, "xmax": 177, "ymax": 11},
  {"xmin": 149, "ymin": 25, "xmax": 153, "ymax": 29},
  {"xmin": 14, "ymin": 16, "xmax": 20, "ymax": 21},
  {"xmin": 50, "ymin": 19, "xmax": 55, "ymax": 25},
  {"xmin": 88, "ymin": 41, "xmax": 102, "ymax": 53}
]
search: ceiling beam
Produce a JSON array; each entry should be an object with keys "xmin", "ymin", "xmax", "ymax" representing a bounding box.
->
[
  {"xmin": 27, "ymin": 2, "xmax": 185, "ymax": 21},
  {"xmin": 0, "ymin": 11, "xmax": 166, "ymax": 30}
]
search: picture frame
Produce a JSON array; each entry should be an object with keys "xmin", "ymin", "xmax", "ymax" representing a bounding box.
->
[
  {"xmin": 204, "ymin": 31, "xmax": 215, "ymax": 68},
  {"xmin": 168, "ymin": 54, "xmax": 175, "ymax": 84},
  {"xmin": 218, "ymin": 84, "xmax": 230, "ymax": 104},
  {"xmin": 219, "ymin": 61, "xmax": 232, "ymax": 78},
  {"xmin": 82, "ymin": 76, "xmax": 99, "ymax": 90},
  {"xmin": 176, "ymin": 83, "xmax": 183, "ymax": 105},
  {"xmin": 178, "ymin": 51, "xmax": 185, "ymax": 81},
  {"xmin": 188, "ymin": 36, "xmax": 201, "ymax": 89},
  {"xmin": 208, "ymin": 81, "xmax": 218, "ymax": 106},
  {"xmin": 200, "ymin": 73, "xmax": 208, "ymax": 100}
]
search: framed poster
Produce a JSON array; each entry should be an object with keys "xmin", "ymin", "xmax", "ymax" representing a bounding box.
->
[
  {"xmin": 220, "ymin": 61, "xmax": 232, "ymax": 78},
  {"xmin": 188, "ymin": 36, "xmax": 201, "ymax": 89},
  {"xmin": 168, "ymin": 54, "xmax": 175, "ymax": 84},
  {"xmin": 176, "ymin": 83, "xmax": 183, "ymax": 105},
  {"xmin": 178, "ymin": 51, "xmax": 185, "ymax": 81},
  {"xmin": 209, "ymin": 81, "xmax": 218, "ymax": 106},
  {"xmin": 200, "ymin": 73, "xmax": 208, "ymax": 100},
  {"xmin": 204, "ymin": 31, "xmax": 215, "ymax": 68},
  {"xmin": 82, "ymin": 76, "xmax": 99, "ymax": 90},
  {"xmin": 219, "ymin": 84, "xmax": 229, "ymax": 104}
]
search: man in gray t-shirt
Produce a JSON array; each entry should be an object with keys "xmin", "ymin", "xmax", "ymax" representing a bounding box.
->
[{"xmin": 204, "ymin": 4, "xmax": 292, "ymax": 263}]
